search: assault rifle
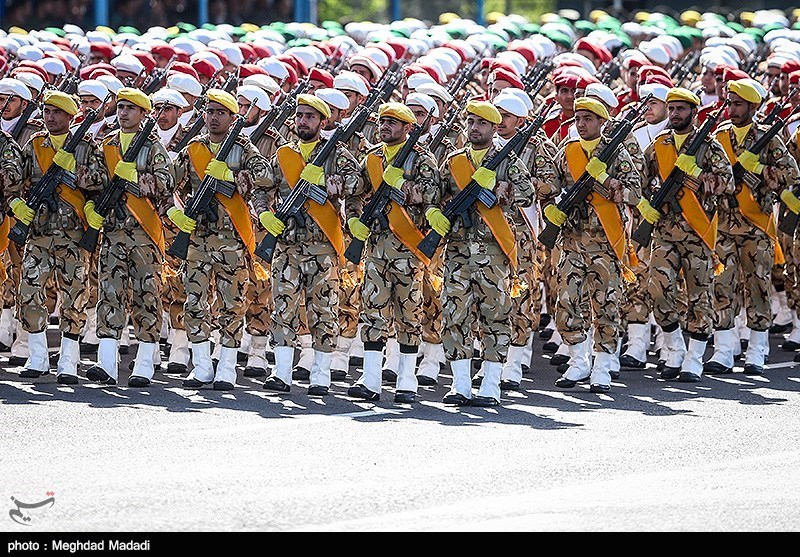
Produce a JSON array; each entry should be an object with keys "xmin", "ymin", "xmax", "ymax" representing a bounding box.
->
[
  {"xmin": 672, "ymin": 50, "xmax": 700, "ymax": 88},
  {"xmin": 249, "ymin": 79, "xmax": 311, "ymax": 143},
  {"xmin": 416, "ymin": 113, "xmax": 543, "ymax": 259},
  {"xmin": 171, "ymin": 69, "xmax": 238, "ymax": 154},
  {"xmin": 447, "ymin": 52, "xmax": 483, "ymax": 99},
  {"xmin": 10, "ymin": 88, "xmax": 45, "ymax": 142},
  {"xmin": 630, "ymin": 99, "xmax": 731, "ymax": 247},
  {"xmin": 166, "ymin": 115, "xmax": 245, "ymax": 259},
  {"xmin": 7, "ymin": 102, "xmax": 105, "ymax": 245},
  {"xmin": 142, "ymin": 54, "xmax": 178, "ymax": 95},
  {"xmin": 78, "ymin": 104, "xmax": 166, "ymax": 252},
  {"xmin": 343, "ymin": 109, "xmax": 434, "ymax": 264},
  {"xmin": 538, "ymin": 95, "xmax": 652, "ymax": 250}
]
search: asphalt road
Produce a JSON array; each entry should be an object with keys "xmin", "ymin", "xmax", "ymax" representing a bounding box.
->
[{"xmin": 2, "ymin": 325, "xmax": 800, "ymax": 533}]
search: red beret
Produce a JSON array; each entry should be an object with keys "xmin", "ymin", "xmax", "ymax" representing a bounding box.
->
[
  {"xmin": 237, "ymin": 43, "xmax": 257, "ymax": 63},
  {"xmin": 90, "ymin": 42, "xmax": 115, "ymax": 62},
  {"xmin": 191, "ymin": 58, "xmax": 217, "ymax": 80},
  {"xmin": 239, "ymin": 63, "xmax": 268, "ymax": 78},
  {"xmin": 88, "ymin": 68, "xmax": 114, "ymax": 79},
  {"xmin": 508, "ymin": 43, "xmax": 537, "ymax": 65},
  {"xmin": 575, "ymin": 38, "xmax": 612, "ymax": 65},
  {"xmin": 278, "ymin": 53, "xmax": 307, "ymax": 77},
  {"xmin": 131, "ymin": 51, "xmax": 157, "ymax": 73},
  {"xmin": 790, "ymin": 70, "xmax": 800, "ymax": 85},
  {"xmin": 151, "ymin": 44, "xmax": 176, "ymax": 61},
  {"xmin": 722, "ymin": 67, "xmax": 750, "ymax": 83},
  {"xmin": 309, "ymin": 67, "xmax": 334, "ymax": 88},
  {"xmin": 641, "ymin": 73, "xmax": 674, "ymax": 87},
  {"xmin": 781, "ymin": 59, "xmax": 800, "ymax": 75},
  {"xmin": 713, "ymin": 63, "xmax": 733, "ymax": 76},
  {"xmin": 0, "ymin": 56, "xmax": 7, "ymax": 74},
  {"xmin": 491, "ymin": 67, "xmax": 524, "ymax": 89},
  {"xmin": 282, "ymin": 61, "xmax": 298, "ymax": 86},
  {"xmin": 442, "ymin": 43, "xmax": 468, "ymax": 64},
  {"xmin": 250, "ymin": 44, "xmax": 274, "ymax": 59},
  {"xmin": 626, "ymin": 56, "xmax": 649, "ymax": 71},
  {"xmin": 52, "ymin": 38, "xmax": 72, "ymax": 50},
  {"xmin": 416, "ymin": 64, "xmax": 443, "ymax": 84},
  {"xmin": 481, "ymin": 58, "xmax": 519, "ymax": 76},
  {"xmin": 168, "ymin": 61, "xmax": 199, "ymax": 80},
  {"xmin": 174, "ymin": 48, "xmax": 190, "ymax": 64},
  {"xmin": 385, "ymin": 40, "xmax": 408, "ymax": 61},
  {"xmin": 206, "ymin": 48, "xmax": 228, "ymax": 68},
  {"xmin": 79, "ymin": 62, "xmax": 115, "ymax": 80},
  {"xmin": 314, "ymin": 42, "xmax": 336, "ymax": 57},
  {"xmin": 638, "ymin": 64, "xmax": 672, "ymax": 83}
]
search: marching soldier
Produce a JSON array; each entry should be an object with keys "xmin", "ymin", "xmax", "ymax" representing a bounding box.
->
[
  {"xmin": 0, "ymin": 127, "xmax": 24, "ymax": 354},
  {"xmin": 704, "ymin": 80, "xmax": 800, "ymax": 375},
  {"xmin": 171, "ymin": 89, "xmax": 272, "ymax": 390},
  {"xmin": 346, "ymin": 102, "xmax": 440, "ymax": 403},
  {"xmin": 0, "ymin": 77, "xmax": 43, "ymax": 147},
  {"xmin": 83, "ymin": 88, "xmax": 174, "ymax": 387},
  {"xmin": 259, "ymin": 93, "xmax": 362, "ymax": 396},
  {"xmin": 152, "ymin": 88, "xmax": 190, "ymax": 160},
  {"xmin": 639, "ymin": 87, "xmax": 735, "ymax": 382},
  {"xmin": 8, "ymin": 91, "xmax": 106, "ymax": 383},
  {"xmin": 427, "ymin": 101, "xmax": 534, "ymax": 406},
  {"xmin": 542, "ymin": 97, "xmax": 641, "ymax": 393}
]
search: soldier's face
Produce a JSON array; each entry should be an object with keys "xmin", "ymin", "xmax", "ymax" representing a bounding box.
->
[
  {"xmin": 42, "ymin": 105, "xmax": 72, "ymax": 135},
  {"xmin": 701, "ymin": 67, "xmax": 715, "ymax": 93},
  {"xmin": 489, "ymin": 79, "xmax": 512, "ymax": 101},
  {"xmin": 350, "ymin": 64, "xmax": 374, "ymax": 84},
  {"xmin": 0, "ymin": 94, "xmax": 24, "ymax": 119},
  {"xmin": 779, "ymin": 72, "xmax": 790, "ymax": 96},
  {"xmin": 78, "ymin": 95, "xmax": 103, "ymax": 118},
  {"xmin": 574, "ymin": 110, "xmax": 603, "ymax": 140},
  {"xmin": 295, "ymin": 105, "xmax": 323, "ymax": 141},
  {"xmin": 155, "ymin": 104, "xmax": 179, "ymax": 130},
  {"xmin": 497, "ymin": 109, "xmax": 522, "ymax": 138},
  {"xmin": 378, "ymin": 116, "xmax": 410, "ymax": 145},
  {"xmin": 556, "ymin": 86, "xmax": 576, "ymax": 112},
  {"xmin": 237, "ymin": 96, "xmax": 261, "ymax": 127},
  {"xmin": 667, "ymin": 102, "xmax": 695, "ymax": 132},
  {"xmin": 116, "ymin": 100, "xmax": 146, "ymax": 132},
  {"xmin": 324, "ymin": 107, "xmax": 341, "ymax": 130},
  {"xmin": 644, "ymin": 98, "xmax": 667, "ymax": 124},
  {"xmin": 343, "ymin": 91, "xmax": 362, "ymax": 115},
  {"xmin": 204, "ymin": 102, "xmax": 235, "ymax": 135},
  {"xmin": 727, "ymin": 93, "xmax": 756, "ymax": 126},
  {"xmin": 466, "ymin": 114, "xmax": 496, "ymax": 147},
  {"xmin": 409, "ymin": 104, "xmax": 433, "ymax": 132}
]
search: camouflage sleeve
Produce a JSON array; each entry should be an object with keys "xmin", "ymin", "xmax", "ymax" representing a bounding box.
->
[
  {"xmin": 145, "ymin": 140, "xmax": 175, "ymax": 216},
  {"xmin": 531, "ymin": 137, "xmax": 559, "ymax": 201},
  {"xmin": 607, "ymin": 146, "xmax": 642, "ymax": 206},
  {"xmin": 78, "ymin": 139, "xmax": 108, "ymax": 194},
  {"xmin": 763, "ymin": 134, "xmax": 800, "ymax": 193},
  {"xmin": 437, "ymin": 155, "xmax": 459, "ymax": 208},
  {"xmin": 238, "ymin": 141, "xmax": 273, "ymax": 205},
  {"xmin": 541, "ymin": 146, "xmax": 567, "ymax": 208},
  {"xmin": 503, "ymin": 152, "xmax": 535, "ymax": 208},
  {"xmin": 403, "ymin": 149, "xmax": 440, "ymax": 209},
  {"xmin": 335, "ymin": 144, "xmax": 365, "ymax": 221},
  {"xmin": 699, "ymin": 139, "xmax": 735, "ymax": 196},
  {"xmin": 0, "ymin": 138, "xmax": 23, "ymax": 207},
  {"xmin": 642, "ymin": 142, "xmax": 661, "ymax": 197},
  {"xmin": 173, "ymin": 148, "xmax": 193, "ymax": 204},
  {"xmin": 624, "ymin": 133, "xmax": 647, "ymax": 185},
  {"xmin": 14, "ymin": 141, "xmax": 36, "ymax": 202}
]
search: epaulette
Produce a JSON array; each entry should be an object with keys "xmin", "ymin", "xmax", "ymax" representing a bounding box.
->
[
  {"xmin": 364, "ymin": 142, "xmax": 383, "ymax": 155},
  {"xmin": 714, "ymin": 121, "xmax": 733, "ymax": 133},
  {"xmin": 30, "ymin": 129, "xmax": 49, "ymax": 140},
  {"xmin": 27, "ymin": 119, "xmax": 44, "ymax": 129},
  {"xmin": 652, "ymin": 128, "xmax": 673, "ymax": 141},
  {"xmin": 632, "ymin": 119, "xmax": 648, "ymax": 131},
  {"xmin": 755, "ymin": 121, "xmax": 774, "ymax": 132}
]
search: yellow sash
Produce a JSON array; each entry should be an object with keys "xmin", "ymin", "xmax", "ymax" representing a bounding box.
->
[
  {"xmin": 0, "ymin": 216, "xmax": 9, "ymax": 281},
  {"xmin": 716, "ymin": 131, "xmax": 784, "ymax": 265},
  {"xmin": 565, "ymin": 143, "xmax": 629, "ymax": 262},
  {"xmin": 449, "ymin": 153, "xmax": 517, "ymax": 269},
  {"xmin": 188, "ymin": 142, "xmax": 268, "ymax": 279},
  {"xmin": 32, "ymin": 136, "xmax": 87, "ymax": 229},
  {"xmin": 365, "ymin": 152, "xmax": 431, "ymax": 266},
  {"xmin": 275, "ymin": 145, "xmax": 345, "ymax": 264},
  {"xmin": 653, "ymin": 136, "xmax": 718, "ymax": 253},
  {"xmin": 103, "ymin": 142, "xmax": 165, "ymax": 255}
]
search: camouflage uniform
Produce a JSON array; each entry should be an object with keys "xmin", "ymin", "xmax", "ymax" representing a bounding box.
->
[
  {"xmin": 705, "ymin": 121, "xmax": 799, "ymax": 374},
  {"xmin": 546, "ymin": 135, "xmax": 642, "ymax": 389},
  {"xmin": 348, "ymin": 142, "xmax": 440, "ymax": 400},
  {"xmin": 0, "ymin": 131, "xmax": 23, "ymax": 351},
  {"xmin": 258, "ymin": 137, "xmax": 362, "ymax": 392},
  {"xmin": 643, "ymin": 127, "xmax": 734, "ymax": 379},
  {"xmin": 87, "ymin": 128, "xmax": 174, "ymax": 384},
  {"xmin": 174, "ymin": 132, "xmax": 272, "ymax": 387},
  {"xmin": 440, "ymin": 146, "xmax": 534, "ymax": 404},
  {"xmin": 10, "ymin": 128, "xmax": 106, "ymax": 379}
]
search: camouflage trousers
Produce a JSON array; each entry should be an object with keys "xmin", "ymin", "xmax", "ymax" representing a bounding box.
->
[
  {"xmin": 441, "ymin": 243, "xmax": 512, "ymax": 363},
  {"xmin": 648, "ymin": 223, "xmax": 714, "ymax": 336},
  {"xmin": 271, "ymin": 241, "xmax": 339, "ymax": 352},
  {"xmin": 184, "ymin": 231, "xmax": 250, "ymax": 348},
  {"xmin": 3, "ymin": 243, "xmax": 58, "ymax": 315},
  {"xmin": 780, "ymin": 230, "xmax": 797, "ymax": 311},
  {"xmin": 85, "ymin": 250, "xmax": 99, "ymax": 308},
  {"xmin": 510, "ymin": 231, "xmax": 540, "ymax": 345},
  {"xmin": 18, "ymin": 230, "xmax": 88, "ymax": 335},
  {"xmin": 360, "ymin": 232, "xmax": 424, "ymax": 347},
  {"xmin": 338, "ymin": 260, "xmax": 361, "ymax": 339},
  {"xmin": 244, "ymin": 230, "xmax": 272, "ymax": 337},
  {"xmin": 713, "ymin": 229, "xmax": 774, "ymax": 331},
  {"xmin": 555, "ymin": 238, "xmax": 622, "ymax": 354},
  {"xmin": 620, "ymin": 241, "xmax": 651, "ymax": 326},
  {"xmin": 162, "ymin": 226, "xmax": 186, "ymax": 330},
  {"xmin": 96, "ymin": 227, "xmax": 163, "ymax": 343},
  {"xmin": 543, "ymin": 244, "xmax": 560, "ymax": 317},
  {"xmin": 421, "ymin": 248, "xmax": 444, "ymax": 344}
]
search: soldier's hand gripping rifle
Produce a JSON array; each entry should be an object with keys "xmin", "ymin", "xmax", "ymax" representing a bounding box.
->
[
  {"xmin": 630, "ymin": 99, "xmax": 731, "ymax": 247},
  {"xmin": 343, "ymin": 109, "xmax": 434, "ymax": 264},
  {"xmin": 166, "ymin": 115, "xmax": 245, "ymax": 260},
  {"xmin": 7, "ymin": 100, "xmax": 106, "ymax": 246},
  {"xmin": 537, "ymin": 95, "xmax": 653, "ymax": 250},
  {"xmin": 416, "ymin": 110, "xmax": 543, "ymax": 259},
  {"xmin": 249, "ymin": 78, "xmax": 311, "ymax": 144},
  {"xmin": 77, "ymin": 104, "xmax": 166, "ymax": 252}
]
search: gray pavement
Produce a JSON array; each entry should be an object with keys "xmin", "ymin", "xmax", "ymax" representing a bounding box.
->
[{"xmin": 2, "ymin": 325, "xmax": 800, "ymax": 532}]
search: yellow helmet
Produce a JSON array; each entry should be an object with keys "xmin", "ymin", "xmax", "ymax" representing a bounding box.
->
[
  {"xmin": 96, "ymin": 25, "xmax": 115, "ymax": 35},
  {"xmin": 681, "ymin": 10, "xmax": 702, "ymax": 26},
  {"xmin": 486, "ymin": 11, "xmax": 505, "ymax": 24},
  {"xmin": 439, "ymin": 12, "xmax": 459, "ymax": 24},
  {"xmin": 240, "ymin": 23, "xmax": 259, "ymax": 33}
]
